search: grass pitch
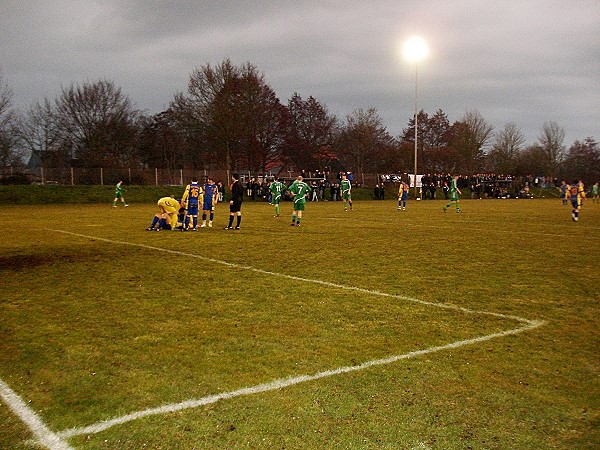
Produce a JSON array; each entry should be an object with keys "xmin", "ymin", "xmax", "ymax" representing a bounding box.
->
[{"xmin": 1, "ymin": 198, "xmax": 598, "ymax": 449}]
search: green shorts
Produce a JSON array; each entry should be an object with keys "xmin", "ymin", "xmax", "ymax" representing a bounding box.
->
[
  {"xmin": 293, "ymin": 199, "xmax": 306, "ymax": 211},
  {"xmin": 342, "ymin": 193, "xmax": 351, "ymax": 200}
]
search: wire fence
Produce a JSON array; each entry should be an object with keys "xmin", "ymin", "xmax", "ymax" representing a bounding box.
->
[{"xmin": 1, "ymin": 167, "xmax": 381, "ymax": 187}]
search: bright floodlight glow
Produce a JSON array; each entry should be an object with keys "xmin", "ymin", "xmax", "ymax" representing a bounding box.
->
[{"xmin": 403, "ymin": 36, "xmax": 429, "ymax": 63}]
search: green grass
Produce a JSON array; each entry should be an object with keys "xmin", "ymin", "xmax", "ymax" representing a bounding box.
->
[
  {"xmin": 0, "ymin": 185, "xmax": 380, "ymax": 205},
  {"xmin": 0, "ymin": 198, "xmax": 598, "ymax": 449}
]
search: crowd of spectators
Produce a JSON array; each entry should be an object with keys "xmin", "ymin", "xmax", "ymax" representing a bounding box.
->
[
  {"xmin": 243, "ymin": 170, "xmax": 355, "ymax": 202},
  {"xmin": 241, "ymin": 170, "xmax": 557, "ymax": 203}
]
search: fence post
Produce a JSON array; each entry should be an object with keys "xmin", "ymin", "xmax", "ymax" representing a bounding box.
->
[
  {"xmin": 71, "ymin": 167, "xmax": 74, "ymax": 186},
  {"xmin": 128, "ymin": 167, "xmax": 131, "ymax": 184},
  {"xmin": 41, "ymin": 167, "xmax": 45, "ymax": 184},
  {"xmin": 155, "ymin": 168, "xmax": 158, "ymax": 186},
  {"xmin": 100, "ymin": 168, "xmax": 104, "ymax": 186},
  {"xmin": 180, "ymin": 168, "xmax": 183, "ymax": 185}
]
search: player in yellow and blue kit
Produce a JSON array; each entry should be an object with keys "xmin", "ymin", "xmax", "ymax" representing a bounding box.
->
[
  {"xmin": 146, "ymin": 195, "xmax": 179, "ymax": 231},
  {"xmin": 397, "ymin": 181, "xmax": 409, "ymax": 210},
  {"xmin": 569, "ymin": 179, "xmax": 586, "ymax": 222},
  {"xmin": 181, "ymin": 178, "xmax": 203, "ymax": 230},
  {"xmin": 200, "ymin": 176, "xmax": 218, "ymax": 228}
]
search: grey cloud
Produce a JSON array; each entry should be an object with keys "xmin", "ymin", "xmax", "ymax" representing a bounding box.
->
[{"xmin": 1, "ymin": 0, "xmax": 598, "ymax": 145}]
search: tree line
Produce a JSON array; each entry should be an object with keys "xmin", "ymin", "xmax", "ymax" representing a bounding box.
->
[{"xmin": 0, "ymin": 60, "xmax": 598, "ymax": 184}]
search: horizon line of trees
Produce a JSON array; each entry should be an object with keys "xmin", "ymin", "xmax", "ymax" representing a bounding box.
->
[{"xmin": 1, "ymin": 60, "xmax": 598, "ymax": 185}]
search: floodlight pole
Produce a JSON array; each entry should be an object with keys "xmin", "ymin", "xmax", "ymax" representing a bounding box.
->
[{"xmin": 413, "ymin": 64, "xmax": 419, "ymax": 199}]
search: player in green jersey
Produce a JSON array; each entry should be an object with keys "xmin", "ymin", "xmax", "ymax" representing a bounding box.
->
[
  {"xmin": 113, "ymin": 180, "xmax": 128, "ymax": 207},
  {"xmin": 287, "ymin": 175, "xmax": 312, "ymax": 226},
  {"xmin": 340, "ymin": 173, "xmax": 353, "ymax": 211},
  {"xmin": 443, "ymin": 175, "xmax": 461, "ymax": 213},
  {"xmin": 269, "ymin": 177, "xmax": 286, "ymax": 217}
]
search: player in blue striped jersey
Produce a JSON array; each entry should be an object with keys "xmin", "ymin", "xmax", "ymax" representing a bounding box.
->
[
  {"xmin": 181, "ymin": 178, "xmax": 202, "ymax": 230},
  {"xmin": 200, "ymin": 176, "xmax": 218, "ymax": 228}
]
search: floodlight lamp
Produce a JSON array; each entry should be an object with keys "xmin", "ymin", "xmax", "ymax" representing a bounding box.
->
[{"xmin": 403, "ymin": 36, "xmax": 429, "ymax": 63}]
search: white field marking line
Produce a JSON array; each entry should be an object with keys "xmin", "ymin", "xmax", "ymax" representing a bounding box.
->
[
  {"xmin": 45, "ymin": 228, "xmax": 536, "ymax": 325},
  {"xmin": 56, "ymin": 319, "xmax": 544, "ymax": 439},
  {"xmin": 0, "ymin": 379, "xmax": 74, "ymax": 450}
]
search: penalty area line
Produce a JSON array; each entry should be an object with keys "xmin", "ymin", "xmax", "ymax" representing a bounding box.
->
[
  {"xmin": 39, "ymin": 228, "xmax": 546, "ymax": 439},
  {"xmin": 57, "ymin": 319, "xmax": 544, "ymax": 439},
  {"xmin": 0, "ymin": 379, "xmax": 73, "ymax": 450},
  {"xmin": 44, "ymin": 228, "xmax": 537, "ymax": 325}
]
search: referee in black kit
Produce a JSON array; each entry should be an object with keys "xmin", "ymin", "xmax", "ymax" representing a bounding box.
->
[{"xmin": 224, "ymin": 173, "xmax": 244, "ymax": 230}]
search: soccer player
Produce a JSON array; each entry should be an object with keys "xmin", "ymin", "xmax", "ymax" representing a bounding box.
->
[
  {"xmin": 569, "ymin": 179, "xmax": 586, "ymax": 222},
  {"xmin": 146, "ymin": 195, "xmax": 179, "ymax": 231},
  {"xmin": 200, "ymin": 176, "xmax": 218, "ymax": 227},
  {"xmin": 113, "ymin": 180, "xmax": 128, "ymax": 207},
  {"xmin": 592, "ymin": 182, "xmax": 599, "ymax": 203},
  {"xmin": 443, "ymin": 175, "xmax": 461, "ymax": 213},
  {"xmin": 224, "ymin": 173, "xmax": 244, "ymax": 230},
  {"xmin": 397, "ymin": 180, "xmax": 409, "ymax": 210},
  {"xmin": 269, "ymin": 176, "xmax": 286, "ymax": 217},
  {"xmin": 340, "ymin": 173, "xmax": 353, "ymax": 211},
  {"xmin": 180, "ymin": 177, "xmax": 203, "ymax": 230},
  {"xmin": 287, "ymin": 175, "xmax": 311, "ymax": 226},
  {"xmin": 560, "ymin": 180, "xmax": 569, "ymax": 206}
]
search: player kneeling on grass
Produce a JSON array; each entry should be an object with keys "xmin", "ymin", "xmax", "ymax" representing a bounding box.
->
[{"xmin": 146, "ymin": 195, "xmax": 179, "ymax": 231}]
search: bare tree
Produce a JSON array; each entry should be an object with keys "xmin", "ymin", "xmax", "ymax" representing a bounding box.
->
[
  {"xmin": 55, "ymin": 79, "xmax": 139, "ymax": 167},
  {"xmin": 284, "ymin": 94, "xmax": 337, "ymax": 172},
  {"xmin": 537, "ymin": 121, "xmax": 565, "ymax": 177},
  {"xmin": 174, "ymin": 60, "xmax": 287, "ymax": 172},
  {"xmin": 17, "ymin": 99, "xmax": 63, "ymax": 168},
  {"xmin": 561, "ymin": 137, "xmax": 599, "ymax": 185},
  {"xmin": 336, "ymin": 108, "xmax": 394, "ymax": 174},
  {"xmin": 451, "ymin": 110, "xmax": 493, "ymax": 176},
  {"xmin": 0, "ymin": 72, "xmax": 22, "ymax": 169},
  {"xmin": 488, "ymin": 123, "xmax": 525, "ymax": 174}
]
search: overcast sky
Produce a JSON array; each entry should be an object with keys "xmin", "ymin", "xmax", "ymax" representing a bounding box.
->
[{"xmin": 2, "ymin": 0, "xmax": 599, "ymax": 147}]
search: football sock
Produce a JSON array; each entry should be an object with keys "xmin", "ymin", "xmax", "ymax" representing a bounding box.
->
[
  {"xmin": 158, "ymin": 218, "xmax": 166, "ymax": 228},
  {"xmin": 236, "ymin": 216, "xmax": 241, "ymax": 227},
  {"xmin": 228, "ymin": 216, "xmax": 234, "ymax": 228},
  {"xmin": 210, "ymin": 212, "xmax": 214, "ymax": 221},
  {"xmin": 291, "ymin": 214, "xmax": 297, "ymax": 223},
  {"xmin": 202, "ymin": 213, "xmax": 207, "ymax": 221},
  {"xmin": 150, "ymin": 216, "xmax": 159, "ymax": 228},
  {"xmin": 193, "ymin": 217, "xmax": 198, "ymax": 228}
]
